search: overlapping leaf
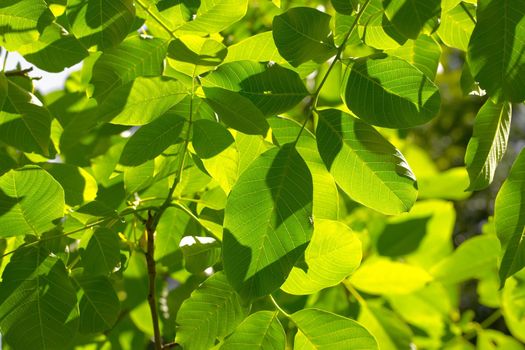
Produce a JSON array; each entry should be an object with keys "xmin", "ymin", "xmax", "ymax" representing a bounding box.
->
[
  {"xmin": 67, "ymin": 0, "xmax": 135, "ymax": 49},
  {"xmin": 0, "ymin": 79, "xmax": 53, "ymax": 155},
  {"xmin": 0, "ymin": 246, "xmax": 78, "ymax": 350},
  {"xmin": 281, "ymin": 219, "xmax": 362, "ymax": 295},
  {"xmin": 175, "ymin": 0, "xmax": 249, "ymax": 34},
  {"xmin": 437, "ymin": 3, "xmax": 476, "ymax": 51},
  {"xmin": 91, "ymin": 35, "xmax": 169, "ymax": 99},
  {"xmin": 467, "ymin": 0, "xmax": 525, "ymax": 102},
  {"xmin": 385, "ymin": 35, "xmax": 441, "ymax": 80},
  {"xmin": 120, "ymin": 112, "xmax": 185, "ymax": 166},
  {"xmin": 81, "ymin": 227, "xmax": 120, "ymax": 276},
  {"xmin": 273, "ymin": 7, "xmax": 336, "ymax": 67},
  {"xmin": 221, "ymin": 311, "xmax": 286, "ymax": 350},
  {"xmin": 292, "ymin": 308, "xmax": 379, "ymax": 349},
  {"xmin": 316, "ymin": 109, "xmax": 417, "ymax": 215},
  {"xmin": 465, "ymin": 100, "xmax": 512, "ymax": 191},
  {"xmin": 0, "ymin": 165, "xmax": 64, "ymax": 237},
  {"xmin": 176, "ymin": 272, "xmax": 247, "ymax": 349},
  {"xmin": 383, "ymin": 0, "xmax": 441, "ymax": 39},
  {"xmin": 201, "ymin": 61, "xmax": 308, "ymax": 117},
  {"xmin": 0, "ymin": 0, "xmax": 53, "ymax": 50},
  {"xmin": 342, "ymin": 55, "xmax": 441, "ymax": 128},
  {"xmin": 98, "ymin": 76, "xmax": 188, "ymax": 125},
  {"xmin": 223, "ymin": 145, "xmax": 313, "ymax": 298}
]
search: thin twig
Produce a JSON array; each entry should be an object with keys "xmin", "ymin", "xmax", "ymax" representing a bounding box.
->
[
  {"xmin": 269, "ymin": 294, "xmax": 291, "ymax": 318},
  {"xmin": 145, "ymin": 211, "xmax": 162, "ymax": 350},
  {"xmin": 4, "ymin": 67, "xmax": 33, "ymax": 77},
  {"xmin": 134, "ymin": 0, "xmax": 177, "ymax": 38}
]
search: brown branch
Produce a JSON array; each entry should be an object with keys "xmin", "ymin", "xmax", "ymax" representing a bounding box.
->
[{"xmin": 145, "ymin": 210, "xmax": 163, "ymax": 350}]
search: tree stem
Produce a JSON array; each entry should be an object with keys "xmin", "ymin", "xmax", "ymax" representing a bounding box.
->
[{"xmin": 145, "ymin": 211, "xmax": 163, "ymax": 350}]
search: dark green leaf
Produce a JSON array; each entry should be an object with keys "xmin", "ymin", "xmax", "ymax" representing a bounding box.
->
[
  {"xmin": 383, "ymin": 0, "xmax": 441, "ymax": 39},
  {"xmin": 0, "ymin": 246, "xmax": 78, "ymax": 350},
  {"xmin": 120, "ymin": 112, "xmax": 185, "ymax": 166},
  {"xmin": 82, "ymin": 227, "xmax": 120, "ymax": 276},
  {"xmin": 203, "ymin": 87, "xmax": 269, "ymax": 135},
  {"xmin": 467, "ymin": 0, "xmax": 525, "ymax": 102},
  {"xmin": 72, "ymin": 274, "xmax": 121, "ymax": 333}
]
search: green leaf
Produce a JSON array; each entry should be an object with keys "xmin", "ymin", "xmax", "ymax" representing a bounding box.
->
[
  {"xmin": 385, "ymin": 35, "xmax": 441, "ymax": 80},
  {"xmin": 465, "ymin": 100, "xmax": 512, "ymax": 191},
  {"xmin": 357, "ymin": 0, "xmax": 407, "ymax": 50},
  {"xmin": 0, "ymin": 246, "xmax": 78, "ymax": 350},
  {"xmin": 502, "ymin": 278, "xmax": 525, "ymax": 343},
  {"xmin": 220, "ymin": 311, "xmax": 286, "ymax": 350},
  {"xmin": 192, "ymin": 119, "xmax": 240, "ymax": 193},
  {"xmin": 202, "ymin": 88, "xmax": 270, "ymax": 135},
  {"xmin": 357, "ymin": 303, "xmax": 413, "ymax": 350},
  {"xmin": 0, "ymin": 0, "xmax": 53, "ymax": 50},
  {"xmin": 342, "ymin": 55, "xmax": 441, "ymax": 128},
  {"xmin": 0, "ymin": 79, "xmax": 53, "ymax": 155},
  {"xmin": 175, "ymin": 0, "xmax": 248, "ymax": 34},
  {"xmin": 45, "ymin": 163, "xmax": 98, "ymax": 207},
  {"xmin": 281, "ymin": 219, "xmax": 362, "ymax": 295},
  {"xmin": 223, "ymin": 32, "xmax": 287, "ymax": 65},
  {"xmin": 98, "ymin": 76, "xmax": 188, "ymax": 125},
  {"xmin": 201, "ymin": 61, "xmax": 309, "ymax": 117},
  {"xmin": 269, "ymin": 117, "xmax": 339, "ymax": 220},
  {"xmin": 175, "ymin": 272, "xmax": 247, "ymax": 350},
  {"xmin": 167, "ymin": 35, "xmax": 227, "ymax": 77},
  {"xmin": 120, "ymin": 112, "xmax": 185, "ymax": 166},
  {"xmin": 430, "ymin": 235, "xmax": 500, "ymax": 284},
  {"xmin": 223, "ymin": 144, "xmax": 313, "ymax": 298},
  {"xmin": 123, "ymin": 160, "xmax": 155, "ymax": 194},
  {"xmin": 316, "ymin": 109, "xmax": 417, "ymax": 215},
  {"xmin": 180, "ymin": 236, "xmax": 221, "ymax": 274},
  {"xmin": 272, "ymin": 7, "xmax": 336, "ymax": 67},
  {"xmin": 349, "ymin": 258, "xmax": 432, "ymax": 295},
  {"xmin": 477, "ymin": 330, "xmax": 525, "ymax": 350},
  {"xmin": 16, "ymin": 23, "xmax": 88, "ymax": 73},
  {"xmin": 67, "ymin": 0, "xmax": 135, "ymax": 49},
  {"xmin": 91, "ymin": 35, "xmax": 169, "ymax": 99},
  {"xmin": 495, "ymin": 150, "xmax": 525, "ymax": 284},
  {"xmin": 72, "ymin": 274, "xmax": 121, "ymax": 333},
  {"xmin": 332, "ymin": 0, "xmax": 362, "ymax": 15},
  {"xmin": 383, "ymin": 0, "xmax": 441, "ymax": 39},
  {"xmin": 0, "ymin": 165, "xmax": 64, "ymax": 237},
  {"xmin": 292, "ymin": 308, "xmax": 378, "ymax": 349},
  {"xmin": 82, "ymin": 227, "xmax": 120, "ymax": 276},
  {"xmin": 437, "ymin": 3, "xmax": 476, "ymax": 51},
  {"xmin": 467, "ymin": 0, "xmax": 525, "ymax": 102}
]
